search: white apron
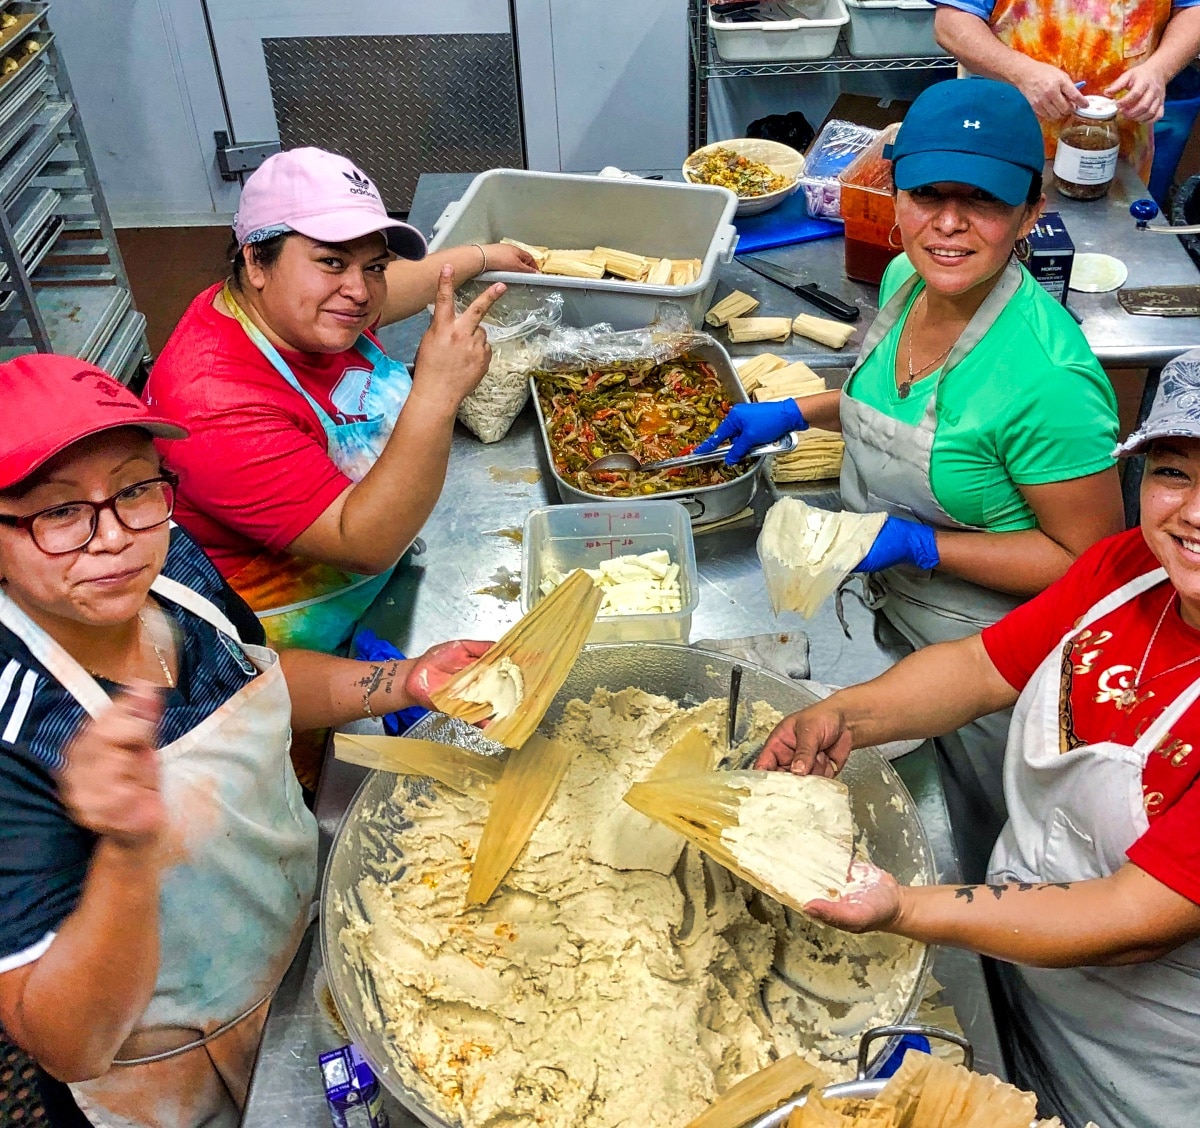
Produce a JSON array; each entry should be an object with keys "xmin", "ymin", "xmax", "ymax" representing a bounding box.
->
[
  {"xmin": 989, "ymin": 568, "xmax": 1200, "ymax": 1128},
  {"xmin": 0, "ymin": 577, "xmax": 318, "ymax": 1128},
  {"xmin": 221, "ymin": 285, "xmax": 412, "ymax": 654},
  {"xmin": 840, "ymin": 262, "xmax": 1026, "ymax": 880}
]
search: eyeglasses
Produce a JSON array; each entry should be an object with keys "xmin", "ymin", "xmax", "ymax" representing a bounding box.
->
[{"xmin": 0, "ymin": 473, "xmax": 178, "ymax": 555}]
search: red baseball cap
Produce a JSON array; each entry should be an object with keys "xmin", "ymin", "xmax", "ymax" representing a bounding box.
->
[{"xmin": 0, "ymin": 354, "xmax": 188, "ymax": 490}]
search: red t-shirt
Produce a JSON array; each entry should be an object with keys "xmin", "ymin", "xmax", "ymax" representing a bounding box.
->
[
  {"xmin": 144, "ymin": 283, "xmax": 383, "ymax": 577},
  {"xmin": 981, "ymin": 528, "xmax": 1200, "ymax": 905}
]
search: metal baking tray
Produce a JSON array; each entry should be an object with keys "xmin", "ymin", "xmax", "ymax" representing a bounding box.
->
[{"xmin": 530, "ymin": 338, "xmax": 779, "ymax": 524}]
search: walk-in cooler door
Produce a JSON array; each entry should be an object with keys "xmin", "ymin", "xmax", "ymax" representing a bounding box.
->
[{"xmin": 202, "ymin": 0, "xmax": 525, "ymax": 210}]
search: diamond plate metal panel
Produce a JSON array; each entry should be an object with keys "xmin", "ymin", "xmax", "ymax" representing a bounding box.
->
[{"xmin": 264, "ymin": 34, "xmax": 524, "ymax": 211}]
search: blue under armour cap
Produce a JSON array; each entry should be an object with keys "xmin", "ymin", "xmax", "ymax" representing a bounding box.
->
[{"xmin": 886, "ymin": 78, "xmax": 1045, "ymax": 207}]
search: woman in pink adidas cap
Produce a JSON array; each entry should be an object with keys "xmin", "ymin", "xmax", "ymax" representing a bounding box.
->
[
  {"xmin": 0, "ymin": 354, "xmax": 492, "ymax": 1128},
  {"xmin": 144, "ymin": 147, "xmax": 536, "ymax": 664}
]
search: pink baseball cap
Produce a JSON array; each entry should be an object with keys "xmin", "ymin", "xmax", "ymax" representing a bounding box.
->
[
  {"xmin": 0, "ymin": 355, "xmax": 188, "ymax": 491},
  {"xmin": 233, "ymin": 148, "xmax": 427, "ymax": 260}
]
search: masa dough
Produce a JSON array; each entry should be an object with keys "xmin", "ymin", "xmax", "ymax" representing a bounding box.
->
[
  {"xmin": 340, "ymin": 688, "xmax": 920, "ymax": 1128},
  {"xmin": 723, "ymin": 774, "xmax": 855, "ymax": 908},
  {"xmin": 453, "ymin": 655, "xmax": 525, "ymax": 720}
]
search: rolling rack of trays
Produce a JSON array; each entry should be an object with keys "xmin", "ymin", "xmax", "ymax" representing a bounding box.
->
[
  {"xmin": 688, "ymin": 0, "xmax": 959, "ymax": 152},
  {"xmin": 0, "ymin": 0, "xmax": 147, "ymax": 383}
]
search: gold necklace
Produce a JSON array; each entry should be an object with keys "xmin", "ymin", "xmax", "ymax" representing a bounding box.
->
[
  {"xmin": 898, "ymin": 292, "xmax": 957, "ymax": 399},
  {"xmin": 88, "ymin": 608, "xmax": 176, "ymax": 688},
  {"xmin": 1118, "ymin": 591, "xmax": 1200, "ymax": 709},
  {"xmin": 138, "ymin": 609, "xmax": 176, "ymax": 689}
]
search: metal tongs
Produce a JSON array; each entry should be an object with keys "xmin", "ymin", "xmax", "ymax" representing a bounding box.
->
[{"xmin": 586, "ymin": 433, "xmax": 796, "ymax": 474}]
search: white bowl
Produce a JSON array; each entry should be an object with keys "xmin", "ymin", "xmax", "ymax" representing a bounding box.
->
[{"xmin": 683, "ymin": 138, "xmax": 805, "ymax": 217}]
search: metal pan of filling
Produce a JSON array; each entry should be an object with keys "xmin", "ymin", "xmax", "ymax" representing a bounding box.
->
[{"xmin": 530, "ymin": 339, "xmax": 779, "ymax": 524}]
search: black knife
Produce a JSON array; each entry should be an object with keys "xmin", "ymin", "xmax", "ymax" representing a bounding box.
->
[{"xmin": 735, "ymin": 255, "xmax": 860, "ymax": 322}]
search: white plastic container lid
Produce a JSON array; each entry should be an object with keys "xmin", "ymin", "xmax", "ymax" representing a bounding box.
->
[{"xmin": 1075, "ymin": 95, "xmax": 1118, "ymax": 120}]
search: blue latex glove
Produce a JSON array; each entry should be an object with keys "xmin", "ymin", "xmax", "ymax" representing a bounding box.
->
[
  {"xmin": 351, "ymin": 628, "xmax": 429, "ymax": 736},
  {"xmin": 854, "ymin": 515, "xmax": 940, "ymax": 573},
  {"xmin": 692, "ymin": 399, "xmax": 808, "ymax": 464}
]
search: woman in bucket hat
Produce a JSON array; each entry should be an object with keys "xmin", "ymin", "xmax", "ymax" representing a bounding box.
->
[
  {"xmin": 756, "ymin": 346, "xmax": 1200, "ymax": 1128},
  {"xmin": 697, "ymin": 78, "xmax": 1125, "ymax": 882},
  {"xmin": 0, "ymin": 354, "xmax": 490, "ymax": 1128},
  {"xmin": 144, "ymin": 148, "xmax": 536, "ymax": 658}
]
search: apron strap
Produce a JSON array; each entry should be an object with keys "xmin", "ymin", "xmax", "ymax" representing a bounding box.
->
[
  {"xmin": 0, "ymin": 576, "xmax": 250, "ymax": 719},
  {"xmin": 1064, "ymin": 567, "xmax": 1169, "ymax": 640},
  {"xmin": 0, "ymin": 590, "xmax": 110, "ymax": 718},
  {"xmin": 221, "ymin": 283, "xmax": 373, "ymax": 444},
  {"xmin": 151, "ymin": 575, "xmax": 243, "ymax": 643}
]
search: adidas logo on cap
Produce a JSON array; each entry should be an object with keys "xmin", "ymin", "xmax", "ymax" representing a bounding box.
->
[{"xmin": 343, "ymin": 169, "xmax": 378, "ymax": 199}]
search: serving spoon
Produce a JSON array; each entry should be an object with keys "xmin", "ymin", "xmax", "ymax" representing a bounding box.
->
[{"xmin": 585, "ymin": 433, "xmax": 796, "ymax": 474}]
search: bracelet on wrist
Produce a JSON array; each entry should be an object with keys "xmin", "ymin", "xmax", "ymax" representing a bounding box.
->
[{"xmin": 472, "ymin": 242, "xmax": 488, "ymax": 273}]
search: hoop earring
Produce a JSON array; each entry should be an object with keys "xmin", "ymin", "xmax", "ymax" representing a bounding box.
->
[
  {"xmin": 1014, "ymin": 236, "xmax": 1031, "ymax": 262},
  {"xmin": 888, "ymin": 223, "xmax": 903, "ymax": 250}
]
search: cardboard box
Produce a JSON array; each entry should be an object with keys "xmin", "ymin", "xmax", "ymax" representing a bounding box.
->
[{"xmin": 1026, "ymin": 211, "xmax": 1075, "ymax": 304}]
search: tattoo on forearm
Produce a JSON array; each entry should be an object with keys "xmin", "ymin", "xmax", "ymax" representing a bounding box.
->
[
  {"xmin": 954, "ymin": 881, "xmax": 1073, "ymax": 904},
  {"xmin": 356, "ymin": 665, "xmax": 386, "ymax": 694}
]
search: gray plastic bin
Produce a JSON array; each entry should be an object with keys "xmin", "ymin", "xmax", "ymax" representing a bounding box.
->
[
  {"xmin": 425, "ymin": 169, "xmax": 739, "ymax": 329},
  {"xmin": 843, "ymin": 0, "xmax": 947, "ymax": 58}
]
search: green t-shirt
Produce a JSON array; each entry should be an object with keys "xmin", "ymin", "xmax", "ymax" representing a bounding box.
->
[{"xmin": 844, "ymin": 255, "xmax": 1118, "ymax": 532}]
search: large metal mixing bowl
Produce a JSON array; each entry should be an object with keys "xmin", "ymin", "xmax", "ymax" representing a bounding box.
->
[{"xmin": 322, "ymin": 643, "xmax": 935, "ymax": 1128}]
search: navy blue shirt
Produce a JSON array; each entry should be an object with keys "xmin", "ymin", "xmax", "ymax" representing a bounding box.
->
[{"xmin": 0, "ymin": 526, "xmax": 266, "ymax": 969}]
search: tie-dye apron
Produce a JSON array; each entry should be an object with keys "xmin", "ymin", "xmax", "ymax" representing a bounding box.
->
[
  {"xmin": 0, "ymin": 576, "xmax": 317, "ymax": 1128},
  {"xmin": 988, "ymin": 0, "xmax": 1172, "ymax": 181},
  {"xmin": 221, "ymin": 285, "xmax": 413, "ymax": 654}
]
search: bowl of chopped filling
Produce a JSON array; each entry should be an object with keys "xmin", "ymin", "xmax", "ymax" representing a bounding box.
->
[{"xmin": 683, "ymin": 139, "xmax": 804, "ymax": 216}]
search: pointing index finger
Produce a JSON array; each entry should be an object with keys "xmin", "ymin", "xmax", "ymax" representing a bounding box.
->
[
  {"xmin": 459, "ymin": 282, "xmax": 507, "ymax": 332},
  {"xmin": 431, "ymin": 264, "xmax": 457, "ymax": 324}
]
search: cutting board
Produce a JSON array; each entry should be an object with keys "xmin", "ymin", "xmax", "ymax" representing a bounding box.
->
[{"xmin": 735, "ymin": 191, "xmax": 843, "ymax": 254}]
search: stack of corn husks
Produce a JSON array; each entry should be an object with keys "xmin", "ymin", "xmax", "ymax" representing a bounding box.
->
[
  {"xmin": 738, "ymin": 353, "xmax": 844, "ymax": 483},
  {"xmin": 500, "ymin": 238, "xmax": 702, "ymax": 285}
]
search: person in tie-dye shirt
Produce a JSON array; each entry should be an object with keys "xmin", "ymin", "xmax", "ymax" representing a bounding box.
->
[{"xmin": 933, "ymin": 0, "xmax": 1200, "ymax": 181}]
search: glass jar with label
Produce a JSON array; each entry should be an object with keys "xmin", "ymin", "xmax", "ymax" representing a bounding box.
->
[{"xmin": 1054, "ymin": 96, "xmax": 1120, "ymax": 200}]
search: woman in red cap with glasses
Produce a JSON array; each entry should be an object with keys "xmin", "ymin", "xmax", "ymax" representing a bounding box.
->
[
  {"xmin": 144, "ymin": 148, "xmax": 537, "ymax": 659},
  {"xmin": 0, "ymin": 354, "xmax": 492, "ymax": 1128}
]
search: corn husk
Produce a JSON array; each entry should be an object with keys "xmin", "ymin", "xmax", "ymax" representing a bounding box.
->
[
  {"xmin": 737, "ymin": 352, "xmax": 790, "ymax": 392},
  {"xmin": 595, "ymin": 245, "xmax": 651, "ymax": 281},
  {"xmin": 623, "ymin": 770, "xmax": 854, "ymax": 911},
  {"xmin": 727, "ymin": 316, "xmax": 792, "ymax": 344},
  {"xmin": 876, "ymin": 1052, "xmax": 1038, "ymax": 1128},
  {"xmin": 771, "ymin": 428, "xmax": 845, "ymax": 484},
  {"xmin": 684, "ymin": 1054, "xmax": 830, "ymax": 1128},
  {"xmin": 333, "ymin": 734, "xmax": 503, "ymax": 799},
  {"xmin": 648, "ymin": 724, "xmax": 717, "ymax": 780},
  {"xmin": 670, "ymin": 258, "xmax": 703, "ymax": 286},
  {"xmin": 792, "ymin": 312, "xmax": 857, "ymax": 349},
  {"xmin": 499, "ymin": 236, "xmax": 549, "ymax": 268},
  {"xmin": 467, "ymin": 733, "xmax": 576, "ymax": 904},
  {"xmin": 431, "ymin": 568, "xmax": 602, "ymax": 748},
  {"xmin": 751, "ymin": 360, "xmax": 826, "ymax": 403},
  {"xmin": 541, "ymin": 250, "xmax": 606, "ymax": 279},
  {"xmin": 706, "ymin": 289, "xmax": 760, "ymax": 327},
  {"xmin": 757, "ymin": 497, "xmax": 886, "ymax": 618},
  {"xmin": 646, "ymin": 257, "xmax": 673, "ymax": 286},
  {"xmin": 587, "ymin": 723, "xmax": 714, "ymax": 875}
]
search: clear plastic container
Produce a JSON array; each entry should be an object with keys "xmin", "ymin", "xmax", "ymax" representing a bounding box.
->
[
  {"xmin": 1054, "ymin": 96, "xmax": 1120, "ymax": 201},
  {"xmin": 521, "ymin": 501, "xmax": 699, "ymax": 644},
  {"xmin": 799, "ymin": 119, "xmax": 881, "ymax": 219},
  {"xmin": 838, "ymin": 122, "xmax": 902, "ymax": 285}
]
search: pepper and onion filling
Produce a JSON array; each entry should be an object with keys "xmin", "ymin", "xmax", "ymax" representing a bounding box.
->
[
  {"xmin": 687, "ymin": 146, "xmax": 791, "ymax": 196},
  {"xmin": 536, "ymin": 357, "xmax": 746, "ymax": 497}
]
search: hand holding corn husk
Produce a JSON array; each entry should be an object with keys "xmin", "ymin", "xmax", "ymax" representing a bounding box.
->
[{"xmin": 757, "ymin": 498, "xmax": 887, "ymax": 618}]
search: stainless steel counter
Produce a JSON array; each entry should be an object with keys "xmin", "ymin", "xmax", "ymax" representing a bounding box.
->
[{"xmin": 238, "ymin": 169, "xmax": 1065, "ymax": 1126}]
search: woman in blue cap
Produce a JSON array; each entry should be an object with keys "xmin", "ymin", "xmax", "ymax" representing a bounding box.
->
[{"xmin": 698, "ymin": 78, "xmax": 1125, "ymax": 881}]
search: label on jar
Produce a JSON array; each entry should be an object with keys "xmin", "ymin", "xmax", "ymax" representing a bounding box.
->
[{"xmin": 1053, "ymin": 140, "xmax": 1119, "ymax": 185}]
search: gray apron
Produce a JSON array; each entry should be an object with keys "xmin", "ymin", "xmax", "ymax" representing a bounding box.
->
[
  {"xmin": 989, "ymin": 568, "xmax": 1200, "ymax": 1128},
  {"xmin": 840, "ymin": 262, "xmax": 1025, "ymax": 881}
]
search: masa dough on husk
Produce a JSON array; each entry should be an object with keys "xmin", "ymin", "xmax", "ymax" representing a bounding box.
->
[{"xmin": 339, "ymin": 688, "xmax": 919, "ymax": 1128}]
